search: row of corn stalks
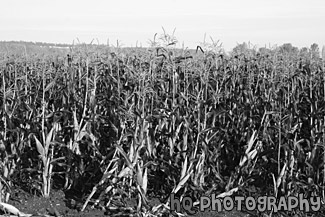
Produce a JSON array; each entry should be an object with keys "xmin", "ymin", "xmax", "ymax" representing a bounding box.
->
[{"xmin": 0, "ymin": 38, "xmax": 324, "ymax": 216}]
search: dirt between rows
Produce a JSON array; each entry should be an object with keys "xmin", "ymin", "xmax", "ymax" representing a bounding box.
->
[
  {"xmin": 1, "ymin": 188, "xmax": 254, "ymax": 217},
  {"xmin": 3, "ymin": 188, "xmax": 323, "ymax": 217}
]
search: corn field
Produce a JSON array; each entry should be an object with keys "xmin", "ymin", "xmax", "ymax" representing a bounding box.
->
[{"xmin": 0, "ymin": 38, "xmax": 325, "ymax": 216}]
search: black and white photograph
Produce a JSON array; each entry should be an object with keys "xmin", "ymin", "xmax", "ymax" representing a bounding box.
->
[{"xmin": 0, "ymin": 0, "xmax": 325, "ymax": 216}]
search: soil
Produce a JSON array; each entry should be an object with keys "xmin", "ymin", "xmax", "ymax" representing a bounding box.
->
[
  {"xmin": 5, "ymin": 187, "xmax": 324, "ymax": 217},
  {"xmin": 2, "ymin": 187, "xmax": 255, "ymax": 217},
  {"xmin": 4, "ymin": 189, "xmax": 325, "ymax": 217},
  {"xmin": 3, "ymin": 188, "xmax": 325, "ymax": 217}
]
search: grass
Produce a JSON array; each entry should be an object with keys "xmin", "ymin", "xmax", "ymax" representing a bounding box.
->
[{"xmin": 0, "ymin": 35, "xmax": 324, "ymax": 217}]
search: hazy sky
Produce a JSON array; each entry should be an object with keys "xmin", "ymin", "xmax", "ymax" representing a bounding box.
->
[{"xmin": 1, "ymin": 0, "xmax": 324, "ymax": 51}]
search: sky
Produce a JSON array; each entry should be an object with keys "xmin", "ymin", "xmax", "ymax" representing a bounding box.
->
[{"xmin": 1, "ymin": 0, "xmax": 325, "ymax": 51}]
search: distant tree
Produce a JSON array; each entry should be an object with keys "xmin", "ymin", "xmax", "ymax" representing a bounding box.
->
[
  {"xmin": 300, "ymin": 47, "xmax": 309, "ymax": 59},
  {"xmin": 232, "ymin": 42, "xmax": 256, "ymax": 57},
  {"xmin": 233, "ymin": 42, "xmax": 248, "ymax": 54},
  {"xmin": 310, "ymin": 43, "xmax": 320, "ymax": 58},
  {"xmin": 300, "ymin": 47, "xmax": 308, "ymax": 53},
  {"xmin": 322, "ymin": 45, "xmax": 325, "ymax": 60},
  {"xmin": 279, "ymin": 43, "xmax": 299, "ymax": 55},
  {"xmin": 310, "ymin": 43, "xmax": 319, "ymax": 52},
  {"xmin": 258, "ymin": 47, "xmax": 272, "ymax": 55}
]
